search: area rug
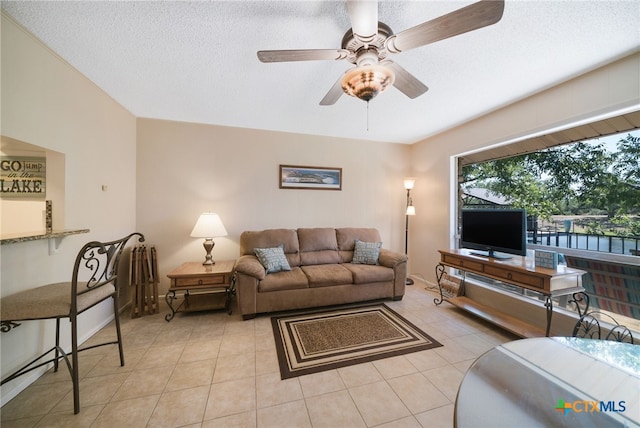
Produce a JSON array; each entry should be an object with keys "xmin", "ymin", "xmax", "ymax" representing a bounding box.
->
[{"xmin": 271, "ymin": 303, "xmax": 443, "ymax": 379}]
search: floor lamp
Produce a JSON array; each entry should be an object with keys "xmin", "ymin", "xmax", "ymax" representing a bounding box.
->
[{"xmin": 404, "ymin": 178, "xmax": 416, "ymax": 285}]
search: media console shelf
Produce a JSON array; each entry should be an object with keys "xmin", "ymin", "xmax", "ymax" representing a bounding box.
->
[{"xmin": 435, "ymin": 249, "xmax": 588, "ymax": 337}]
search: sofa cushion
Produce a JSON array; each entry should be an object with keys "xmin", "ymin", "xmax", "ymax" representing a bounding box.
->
[
  {"xmin": 301, "ymin": 264, "xmax": 353, "ymax": 288},
  {"xmin": 352, "ymin": 239, "xmax": 382, "ymax": 265},
  {"xmin": 336, "ymin": 228, "xmax": 382, "ymax": 263},
  {"xmin": 240, "ymin": 229, "xmax": 301, "ymax": 267},
  {"xmin": 343, "ymin": 264, "xmax": 394, "ymax": 284},
  {"xmin": 254, "ymin": 245, "xmax": 291, "ymax": 273},
  {"xmin": 258, "ymin": 267, "xmax": 309, "ymax": 292},
  {"xmin": 298, "ymin": 228, "xmax": 340, "ymax": 265}
]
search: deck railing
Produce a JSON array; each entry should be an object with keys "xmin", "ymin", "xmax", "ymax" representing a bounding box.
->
[{"xmin": 529, "ymin": 230, "xmax": 640, "ymax": 256}]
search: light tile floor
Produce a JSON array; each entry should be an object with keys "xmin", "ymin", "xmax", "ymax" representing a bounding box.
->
[{"xmin": 1, "ymin": 284, "xmax": 518, "ymax": 427}]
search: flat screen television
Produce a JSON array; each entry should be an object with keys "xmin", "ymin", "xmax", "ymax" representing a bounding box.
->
[{"xmin": 461, "ymin": 208, "xmax": 527, "ymax": 259}]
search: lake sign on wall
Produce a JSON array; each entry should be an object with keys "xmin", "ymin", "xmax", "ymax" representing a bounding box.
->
[{"xmin": 0, "ymin": 156, "xmax": 46, "ymax": 198}]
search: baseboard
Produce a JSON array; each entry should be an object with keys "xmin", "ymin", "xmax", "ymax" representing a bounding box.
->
[{"xmin": 408, "ymin": 274, "xmax": 439, "ymax": 291}]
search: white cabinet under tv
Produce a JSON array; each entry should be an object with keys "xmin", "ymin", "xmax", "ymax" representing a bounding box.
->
[{"xmin": 435, "ymin": 249, "xmax": 587, "ymax": 337}]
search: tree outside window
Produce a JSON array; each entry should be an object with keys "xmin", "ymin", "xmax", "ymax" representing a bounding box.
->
[{"xmin": 462, "ymin": 132, "xmax": 639, "ymax": 253}]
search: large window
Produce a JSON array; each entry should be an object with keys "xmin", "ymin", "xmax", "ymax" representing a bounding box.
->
[
  {"xmin": 456, "ymin": 111, "xmax": 639, "ymax": 331},
  {"xmin": 461, "ymin": 130, "xmax": 639, "ymax": 256}
]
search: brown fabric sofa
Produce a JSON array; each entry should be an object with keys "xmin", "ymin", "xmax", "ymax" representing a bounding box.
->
[{"xmin": 233, "ymin": 227, "xmax": 407, "ymax": 320}]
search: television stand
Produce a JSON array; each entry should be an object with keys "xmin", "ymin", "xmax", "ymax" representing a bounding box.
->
[
  {"xmin": 468, "ymin": 250, "xmax": 512, "ymax": 260},
  {"xmin": 434, "ymin": 249, "xmax": 588, "ymax": 337}
]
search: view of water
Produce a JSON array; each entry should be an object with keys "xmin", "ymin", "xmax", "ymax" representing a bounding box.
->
[{"xmin": 530, "ymin": 232, "xmax": 639, "ymax": 256}]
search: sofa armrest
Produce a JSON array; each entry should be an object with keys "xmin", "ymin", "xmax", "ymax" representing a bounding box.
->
[
  {"xmin": 378, "ymin": 249, "xmax": 408, "ymax": 268},
  {"xmin": 234, "ymin": 255, "xmax": 266, "ymax": 280},
  {"xmin": 379, "ymin": 248, "xmax": 407, "ymax": 299}
]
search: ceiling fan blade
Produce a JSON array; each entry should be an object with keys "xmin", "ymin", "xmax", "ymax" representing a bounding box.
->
[
  {"xmin": 385, "ymin": 0, "xmax": 504, "ymax": 53},
  {"xmin": 257, "ymin": 49, "xmax": 349, "ymax": 63},
  {"xmin": 319, "ymin": 75, "xmax": 345, "ymax": 106},
  {"xmin": 384, "ymin": 61, "xmax": 428, "ymax": 99},
  {"xmin": 346, "ymin": 0, "xmax": 378, "ymax": 42}
]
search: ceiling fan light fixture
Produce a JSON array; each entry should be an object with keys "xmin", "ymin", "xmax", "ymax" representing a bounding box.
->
[{"xmin": 341, "ymin": 65, "xmax": 395, "ymax": 102}]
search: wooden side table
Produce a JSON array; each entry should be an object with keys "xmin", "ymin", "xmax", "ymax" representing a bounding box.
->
[{"xmin": 165, "ymin": 260, "xmax": 236, "ymax": 321}]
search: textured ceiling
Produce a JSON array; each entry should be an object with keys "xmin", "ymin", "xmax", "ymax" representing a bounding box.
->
[{"xmin": 2, "ymin": 1, "xmax": 639, "ymax": 144}]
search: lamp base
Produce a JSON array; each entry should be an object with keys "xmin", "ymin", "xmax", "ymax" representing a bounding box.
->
[
  {"xmin": 202, "ymin": 238, "xmax": 216, "ymax": 265},
  {"xmin": 405, "ymin": 277, "xmax": 414, "ymax": 286}
]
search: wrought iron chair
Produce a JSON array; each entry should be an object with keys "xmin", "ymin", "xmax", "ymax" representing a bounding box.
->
[
  {"xmin": 0, "ymin": 232, "xmax": 144, "ymax": 414},
  {"xmin": 572, "ymin": 310, "xmax": 634, "ymax": 344}
]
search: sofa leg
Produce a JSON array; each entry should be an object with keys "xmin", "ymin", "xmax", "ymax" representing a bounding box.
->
[
  {"xmin": 392, "ymin": 296, "xmax": 404, "ymax": 301},
  {"xmin": 242, "ymin": 314, "xmax": 256, "ymax": 320}
]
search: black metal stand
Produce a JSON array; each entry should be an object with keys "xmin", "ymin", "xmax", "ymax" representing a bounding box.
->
[
  {"xmin": 544, "ymin": 296, "xmax": 553, "ymax": 337},
  {"xmin": 434, "ymin": 263, "xmax": 446, "ymax": 305},
  {"xmin": 164, "ymin": 290, "xmax": 184, "ymax": 322},
  {"xmin": 434, "ymin": 263, "xmax": 466, "ymax": 306},
  {"xmin": 568, "ymin": 291, "xmax": 590, "ymax": 317}
]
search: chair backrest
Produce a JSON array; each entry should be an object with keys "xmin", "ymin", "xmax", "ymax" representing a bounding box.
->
[
  {"xmin": 606, "ymin": 324, "xmax": 634, "ymax": 343},
  {"xmin": 71, "ymin": 233, "xmax": 145, "ymax": 311},
  {"xmin": 572, "ymin": 311, "xmax": 634, "ymax": 344}
]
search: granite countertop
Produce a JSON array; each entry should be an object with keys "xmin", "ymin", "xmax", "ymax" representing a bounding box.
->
[{"xmin": 1, "ymin": 229, "xmax": 90, "ymax": 245}]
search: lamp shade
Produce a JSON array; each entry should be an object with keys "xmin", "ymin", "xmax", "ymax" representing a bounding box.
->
[
  {"xmin": 342, "ymin": 64, "xmax": 395, "ymax": 102},
  {"xmin": 403, "ymin": 178, "xmax": 416, "ymax": 190},
  {"xmin": 190, "ymin": 213, "xmax": 228, "ymax": 238},
  {"xmin": 406, "ymin": 205, "xmax": 416, "ymax": 216}
]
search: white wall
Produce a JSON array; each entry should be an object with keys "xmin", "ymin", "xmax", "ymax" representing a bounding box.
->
[
  {"xmin": 408, "ymin": 52, "xmax": 640, "ymax": 285},
  {"xmin": 136, "ymin": 119, "xmax": 412, "ymax": 295},
  {"xmin": 0, "ymin": 13, "xmax": 137, "ymax": 403}
]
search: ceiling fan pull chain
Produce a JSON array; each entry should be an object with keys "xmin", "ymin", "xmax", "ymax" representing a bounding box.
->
[{"xmin": 366, "ymin": 101, "xmax": 369, "ymax": 131}]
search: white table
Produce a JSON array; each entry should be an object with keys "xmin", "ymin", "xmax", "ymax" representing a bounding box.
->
[{"xmin": 455, "ymin": 337, "xmax": 639, "ymax": 427}]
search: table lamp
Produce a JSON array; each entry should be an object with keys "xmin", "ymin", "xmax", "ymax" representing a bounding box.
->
[{"xmin": 190, "ymin": 213, "xmax": 228, "ymax": 265}]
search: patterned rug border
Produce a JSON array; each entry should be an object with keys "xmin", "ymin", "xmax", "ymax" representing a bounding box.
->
[{"xmin": 271, "ymin": 303, "xmax": 443, "ymax": 379}]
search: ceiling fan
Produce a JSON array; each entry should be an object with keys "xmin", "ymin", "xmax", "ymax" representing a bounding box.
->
[{"xmin": 257, "ymin": 0, "xmax": 505, "ymax": 105}]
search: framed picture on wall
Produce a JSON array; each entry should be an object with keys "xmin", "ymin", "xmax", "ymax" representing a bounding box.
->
[{"xmin": 279, "ymin": 165, "xmax": 342, "ymax": 190}]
